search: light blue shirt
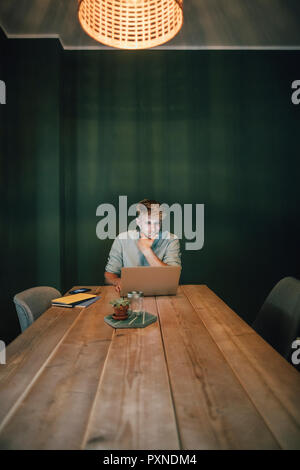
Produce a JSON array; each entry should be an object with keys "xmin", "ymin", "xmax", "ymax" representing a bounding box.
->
[{"xmin": 105, "ymin": 229, "xmax": 181, "ymax": 275}]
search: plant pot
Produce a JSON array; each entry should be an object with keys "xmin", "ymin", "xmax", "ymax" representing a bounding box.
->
[{"xmin": 112, "ymin": 305, "xmax": 129, "ymax": 321}]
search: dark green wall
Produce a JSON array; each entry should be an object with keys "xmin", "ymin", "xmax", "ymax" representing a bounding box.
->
[{"xmin": 1, "ymin": 30, "xmax": 300, "ymax": 344}]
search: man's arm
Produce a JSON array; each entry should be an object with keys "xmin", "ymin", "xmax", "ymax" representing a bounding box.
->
[
  {"xmin": 137, "ymin": 233, "xmax": 180, "ymax": 267},
  {"xmin": 140, "ymin": 247, "xmax": 169, "ymax": 267},
  {"xmin": 104, "ymin": 237, "xmax": 123, "ymax": 293},
  {"xmin": 104, "ymin": 272, "xmax": 122, "ymax": 294},
  {"xmin": 161, "ymin": 237, "xmax": 181, "ymax": 267}
]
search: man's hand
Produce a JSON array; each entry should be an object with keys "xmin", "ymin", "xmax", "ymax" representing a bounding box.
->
[
  {"xmin": 137, "ymin": 232, "xmax": 156, "ymax": 254},
  {"xmin": 104, "ymin": 272, "xmax": 122, "ymax": 294},
  {"xmin": 114, "ymin": 279, "xmax": 121, "ymax": 294}
]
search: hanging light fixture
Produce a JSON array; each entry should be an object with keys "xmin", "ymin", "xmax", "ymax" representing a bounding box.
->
[{"xmin": 78, "ymin": 0, "xmax": 184, "ymax": 50}]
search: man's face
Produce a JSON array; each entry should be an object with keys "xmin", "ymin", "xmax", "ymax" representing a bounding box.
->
[{"xmin": 137, "ymin": 213, "xmax": 161, "ymax": 239}]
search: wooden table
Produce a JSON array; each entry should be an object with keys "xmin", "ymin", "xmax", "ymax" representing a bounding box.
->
[{"xmin": 1, "ymin": 285, "xmax": 300, "ymax": 450}]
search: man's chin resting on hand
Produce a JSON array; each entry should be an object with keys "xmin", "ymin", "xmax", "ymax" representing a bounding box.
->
[{"xmin": 103, "ymin": 199, "xmax": 181, "ymax": 294}]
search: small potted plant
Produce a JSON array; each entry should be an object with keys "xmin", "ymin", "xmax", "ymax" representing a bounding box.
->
[{"xmin": 110, "ymin": 297, "xmax": 130, "ymax": 321}]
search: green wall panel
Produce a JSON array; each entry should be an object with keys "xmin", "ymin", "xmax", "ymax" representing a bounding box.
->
[
  {"xmin": 0, "ymin": 36, "xmax": 61, "ymax": 343},
  {"xmin": 1, "ymin": 33, "xmax": 300, "ymax": 344}
]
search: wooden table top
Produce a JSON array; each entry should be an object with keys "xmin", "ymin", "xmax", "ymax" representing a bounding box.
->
[{"xmin": 0, "ymin": 284, "xmax": 300, "ymax": 450}]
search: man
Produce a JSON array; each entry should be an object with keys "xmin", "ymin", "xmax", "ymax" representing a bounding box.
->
[{"xmin": 104, "ymin": 198, "xmax": 181, "ymax": 293}]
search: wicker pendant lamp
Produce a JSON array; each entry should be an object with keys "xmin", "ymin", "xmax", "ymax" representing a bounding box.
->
[{"xmin": 78, "ymin": 0, "xmax": 183, "ymax": 50}]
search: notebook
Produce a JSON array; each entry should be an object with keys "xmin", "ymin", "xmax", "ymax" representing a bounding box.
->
[
  {"xmin": 51, "ymin": 293, "xmax": 97, "ymax": 308},
  {"xmin": 74, "ymin": 296, "xmax": 101, "ymax": 308}
]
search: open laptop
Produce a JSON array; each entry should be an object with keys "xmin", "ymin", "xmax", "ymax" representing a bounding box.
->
[{"xmin": 120, "ymin": 266, "xmax": 181, "ymax": 296}]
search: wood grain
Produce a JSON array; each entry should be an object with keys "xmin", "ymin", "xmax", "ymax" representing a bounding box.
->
[
  {"xmin": 182, "ymin": 284, "xmax": 253, "ymax": 337},
  {"xmin": 182, "ymin": 284, "xmax": 300, "ymax": 449},
  {"xmin": 0, "ymin": 305, "xmax": 83, "ymax": 431},
  {"xmin": 83, "ymin": 296, "xmax": 179, "ymax": 450},
  {"xmin": 1, "ymin": 284, "xmax": 299, "ymax": 450},
  {"xmin": 156, "ymin": 286, "xmax": 280, "ymax": 449},
  {"xmin": 0, "ymin": 286, "xmax": 114, "ymax": 450}
]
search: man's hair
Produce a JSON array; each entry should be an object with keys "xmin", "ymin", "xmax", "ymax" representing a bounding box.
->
[{"xmin": 136, "ymin": 198, "xmax": 161, "ymax": 217}]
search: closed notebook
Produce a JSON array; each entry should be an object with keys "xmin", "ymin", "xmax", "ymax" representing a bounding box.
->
[
  {"xmin": 52, "ymin": 293, "xmax": 97, "ymax": 307},
  {"xmin": 74, "ymin": 296, "xmax": 101, "ymax": 308}
]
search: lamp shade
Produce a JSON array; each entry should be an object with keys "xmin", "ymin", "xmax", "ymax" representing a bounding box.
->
[{"xmin": 78, "ymin": 0, "xmax": 184, "ymax": 50}]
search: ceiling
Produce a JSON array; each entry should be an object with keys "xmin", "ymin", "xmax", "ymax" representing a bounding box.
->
[{"xmin": 1, "ymin": 0, "xmax": 300, "ymax": 50}]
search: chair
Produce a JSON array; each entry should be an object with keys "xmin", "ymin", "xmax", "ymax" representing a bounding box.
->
[
  {"xmin": 13, "ymin": 286, "xmax": 62, "ymax": 332},
  {"xmin": 252, "ymin": 276, "xmax": 300, "ymax": 364}
]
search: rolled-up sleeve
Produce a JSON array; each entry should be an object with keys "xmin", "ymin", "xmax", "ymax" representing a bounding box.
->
[
  {"xmin": 105, "ymin": 237, "xmax": 123, "ymax": 275},
  {"xmin": 162, "ymin": 238, "xmax": 181, "ymax": 267}
]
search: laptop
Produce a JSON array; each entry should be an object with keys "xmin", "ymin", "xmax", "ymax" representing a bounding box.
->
[{"xmin": 120, "ymin": 266, "xmax": 181, "ymax": 296}]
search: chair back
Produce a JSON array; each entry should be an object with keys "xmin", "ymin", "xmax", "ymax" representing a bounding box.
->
[
  {"xmin": 253, "ymin": 276, "xmax": 300, "ymax": 362},
  {"xmin": 13, "ymin": 286, "xmax": 62, "ymax": 332}
]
